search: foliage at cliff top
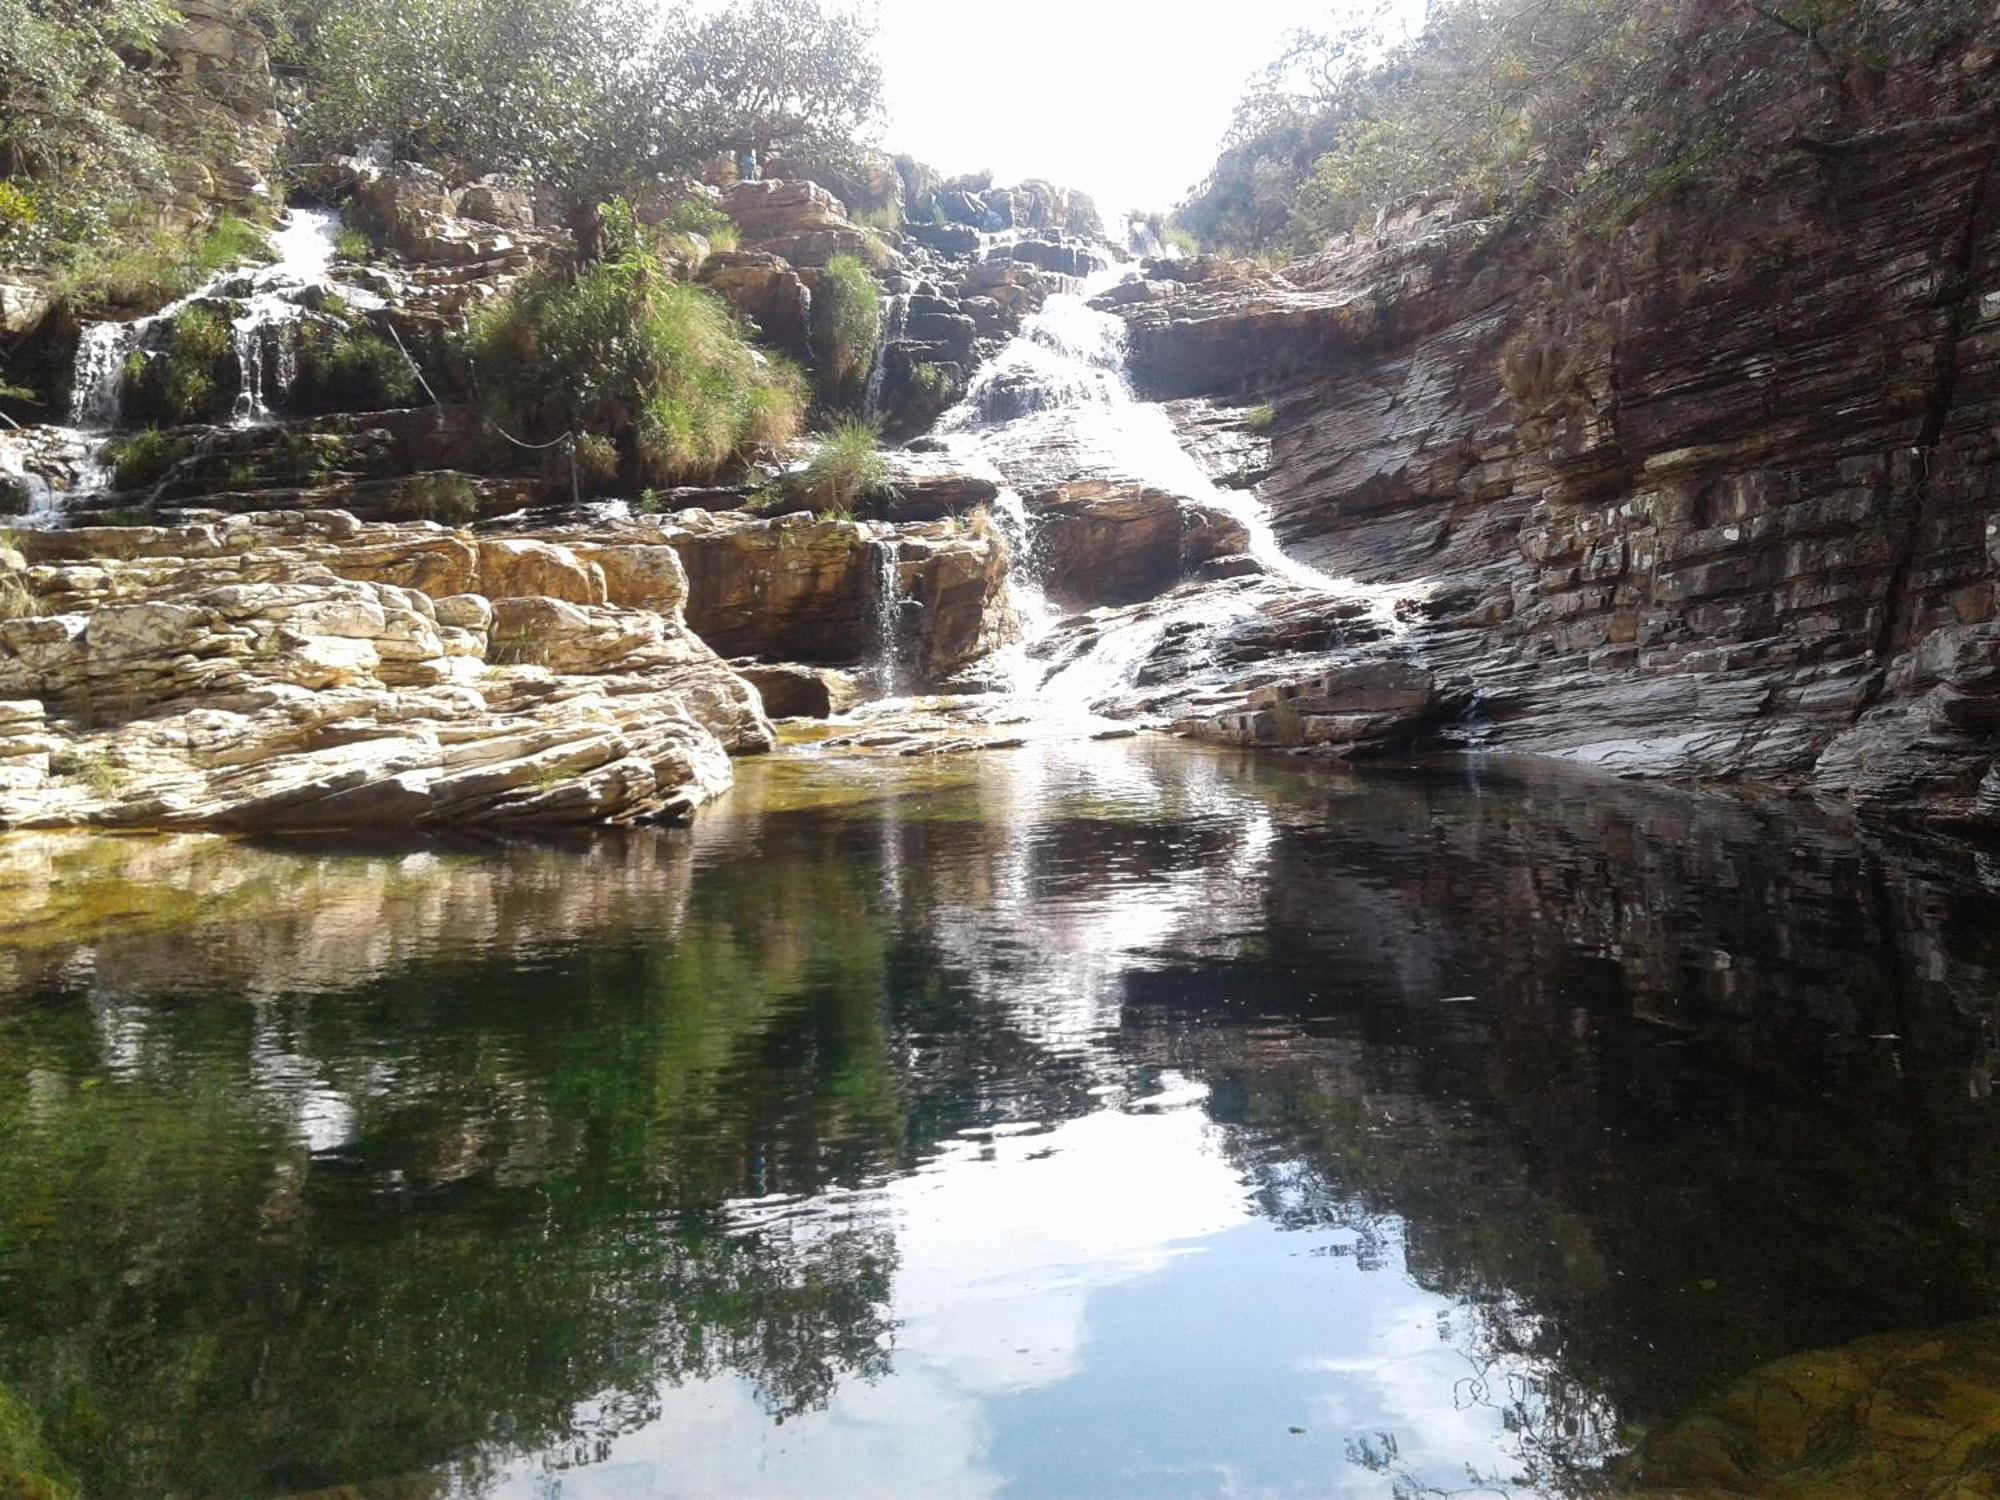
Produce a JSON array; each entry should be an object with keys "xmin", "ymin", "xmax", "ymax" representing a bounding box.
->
[
  {"xmin": 288, "ymin": 0, "xmax": 883, "ymax": 200},
  {"xmin": 0, "ymin": 0, "xmax": 175, "ymax": 264},
  {"xmin": 464, "ymin": 200, "xmax": 805, "ymax": 486},
  {"xmin": 1178, "ymin": 0, "xmax": 2000, "ymax": 256}
]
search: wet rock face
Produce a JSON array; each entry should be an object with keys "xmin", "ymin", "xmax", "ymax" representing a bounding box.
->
[
  {"xmin": 1104, "ymin": 101, "xmax": 2000, "ymax": 827},
  {"xmin": 658, "ymin": 510, "xmax": 1013, "ymax": 686},
  {"xmin": 0, "ymin": 511, "xmax": 770, "ymax": 832}
]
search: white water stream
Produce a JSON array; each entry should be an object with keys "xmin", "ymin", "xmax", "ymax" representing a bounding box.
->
[
  {"xmin": 4, "ymin": 208, "xmax": 366, "ymax": 527},
  {"xmin": 907, "ymin": 267, "xmax": 1399, "ymax": 721}
]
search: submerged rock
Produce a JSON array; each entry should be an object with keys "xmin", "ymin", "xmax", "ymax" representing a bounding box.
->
[{"xmin": 1620, "ymin": 1321, "xmax": 2000, "ymax": 1499}]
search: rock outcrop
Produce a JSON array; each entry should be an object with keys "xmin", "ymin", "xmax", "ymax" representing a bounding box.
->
[
  {"xmin": 657, "ymin": 508, "xmax": 1014, "ymax": 685},
  {"xmin": 1097, "ymin": 86, "xmax": 2000, "ymax": 831},
  {"xmin": 0, "ymin": 511, "xmax": 771, "ymax": 831}
]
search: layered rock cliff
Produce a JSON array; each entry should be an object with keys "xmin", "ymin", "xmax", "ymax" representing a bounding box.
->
[{"xmin": 1097, "ymin": 68, "xmax": 2000, "ymax": 832}]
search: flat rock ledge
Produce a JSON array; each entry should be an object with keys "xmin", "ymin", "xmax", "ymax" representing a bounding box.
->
[{"xmin": 0, "ymin": 510, "xmax": 773, "ymax": 831}]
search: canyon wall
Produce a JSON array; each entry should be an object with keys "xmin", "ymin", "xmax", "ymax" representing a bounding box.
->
[{"xmin": 1113, "ymin": 70, "xmax": 2000, "ymax": 830}]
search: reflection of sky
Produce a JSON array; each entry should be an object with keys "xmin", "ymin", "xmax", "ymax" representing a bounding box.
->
[{"xmin": 490, "ymin": 1078, "xmax": 1579, "ymax": 1499}]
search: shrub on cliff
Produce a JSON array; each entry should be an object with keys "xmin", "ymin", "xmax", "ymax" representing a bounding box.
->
[
  {"xmin": 809, "ymin": 255, "xmax": 882, "ymax": 406},
  {"xmin": 1180, "ymin": 0, "xmax": 2000, "ymax": 254},
  {"xmin": 464, "ymin": 200, "xmax": 804, "ymax": 485},
  {"xmin": 120, "ymin": 307, "xmax": 233, "ymax": 426},
  {"xmin": 291, "ymin": 323, "xmax": 419, "ymax": 415},
  {"xmin": 0, "ymin": 0, "xmax": 173, "ymax": 266}
]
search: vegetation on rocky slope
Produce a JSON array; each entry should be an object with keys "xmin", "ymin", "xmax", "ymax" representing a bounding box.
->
[
  {"xmin": 0, "ymin": 0, "xmax": 175, "ymax": 266},
  {"xmin": 1179, "ymin": 0, "xmax": 2000, "ymax": 255},
  {"xmin": 809, "ymin": 253, "xmax": 883, "ymax": 406},
  {"xmin": 464, "ymin": 201, "xmax": 805, "ymax": 486}
]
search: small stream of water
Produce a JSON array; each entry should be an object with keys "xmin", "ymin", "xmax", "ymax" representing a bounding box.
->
[{"xmin": 2, "ymin": 208, "xmax": 360, "ymax": 526}]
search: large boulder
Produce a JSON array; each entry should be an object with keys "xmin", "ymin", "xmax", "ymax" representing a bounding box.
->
[{"xmin": 1028, "ymin": 482, "xmax": 1251, "ymax": 607}]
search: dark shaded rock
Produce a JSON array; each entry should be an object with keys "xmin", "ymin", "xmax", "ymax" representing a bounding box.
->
[
  {"xmin": 700, "ymin": 251, "xmax": 813, "ymax": 361},
  {"xmin": 734, "ymin": 662, "xmax": 861, "ymax": 719},
  {"xmin": 906, "ymin": 222, "xmax": 981, "ymax": 257},
  {"xmin": 1029, "ymin": 482, "xmax": 1251, "ymax": 607}
]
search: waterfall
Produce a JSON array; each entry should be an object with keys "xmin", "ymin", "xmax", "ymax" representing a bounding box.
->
[
  {"xmin": 920, "ymin": 269, "xmax": 1400, "ymax": 718},
  {"xmin": 868, "ymin": 533, "xmax": 906, "ymax": 694},
  {"xmin": 861, "ymin": 294, "xmax": 909, "ymax": 427},
  {"xmin": 67, "ymin": 206, "xmax": 349, "ymax": 436},
  {"xmin": 70, "ymin": 324, "xmax": 141, "ymax": 429}
]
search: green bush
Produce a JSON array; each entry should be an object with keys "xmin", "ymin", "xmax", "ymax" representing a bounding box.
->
[
  {"xmin": 296, "ymin": 328, "xmax": 418, "ymax": 414},
  {"xmin": 120, "ymin": 306, "xmax": 232, "ymax": 425},
  {"xmin": 1243, "ymin": 403, "xmax": 1275, "ymax": 432},
  {"xmin": 103, "ymin": 430, "xmax": 190, "ymax": 491},
  {"xmin": 333, "ymin": 226, "xmax": 372, "ymax": 261},
  {"xmin": 810, "ymin": 254, "xmax": 881, "ymax": 401},
  {"xmin": 665, "ymin": 199, "xmax": 732, "ymax": 237},
  {"xmin": 386, "ymin": 472, "xmax": 480, "ymax": 525},
  {"xmin": 465, "ymin": 199, "xmax": 805, "ymax": 485}
]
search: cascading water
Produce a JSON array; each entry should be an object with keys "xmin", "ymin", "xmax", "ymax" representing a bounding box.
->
[
  {"xmin": 228, "ymin": 207, "xmax": 345, "ymax": 424},
  {"xmin": 31, "ymin": 207, "xmax": 364, "ymax": 525},
  {"xmin": 867, "ymin": 533, "xmax": 907, "ymax": 695},
  {"xmin": 926, "ymin": 267, "xmax": 1401, "ymax": 719},
  {"xmin": 65, "ymin": 205, "xmax": 351, "ymax": 435},
  {"xmin": 861, "ymin": 293, "xmax": 909, "ymax": 427}
]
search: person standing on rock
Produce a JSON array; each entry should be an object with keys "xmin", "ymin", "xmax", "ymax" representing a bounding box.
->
[{"xmin": 737, "ymin": 146, "xmax": 760, "ymax": 183}]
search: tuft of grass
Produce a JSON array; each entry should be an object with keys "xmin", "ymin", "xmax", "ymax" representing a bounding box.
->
[
  {"xmin": 854, "ymin": 203, "xmax": 902, "ymax": 234},
  {"xmin": 190, "ymin": 216, "xmax": 274, "ymax": 275},
  {"xmin": 0, "ymin": 569, "xmax": 40, "ymax": 621},
  {"xmin": 52, "ymin": 215, "xmax": 274, "ymax": 314},
  {"xmin": 810, "ymin": 254, "xmax": 882, "ymax": 400},
  {"xmin": 308, "ymin": 328, "xmax": 418, "ymax": 412},
  {"xmin": 796, "ymin": 421, "xmax": 890, "ymax": 514},
  {"xmin": 333, "ymin": 226, "xmax": 371, "ymax": 261},
  {"xmin": 48, "ymin": 746, "xmax": 124, "ymax": 799},
  {"xmin": 1243, "ymin": 402, "xmax": 1276, "ymax": 432}
]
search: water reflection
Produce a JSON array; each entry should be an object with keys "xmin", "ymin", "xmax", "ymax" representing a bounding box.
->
[{"xmin": 0, "ymin": 742, "xmax": 1998, "ymax": 1497}]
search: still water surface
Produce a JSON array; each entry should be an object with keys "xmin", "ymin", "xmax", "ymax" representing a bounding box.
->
[{"xmin": 2, "ymin": 741, "xmax": 1999, "ymax": 1498}]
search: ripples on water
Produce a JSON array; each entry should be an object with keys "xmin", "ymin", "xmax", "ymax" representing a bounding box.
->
[{"xmin": 1, "ymin": 742, "xmax": 1999, "ymax": 1497}]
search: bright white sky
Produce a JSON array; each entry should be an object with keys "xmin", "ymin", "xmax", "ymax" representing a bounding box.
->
[{"xmin": 872, "ymin": 1, "xmax": 1413, "ymax": 218}]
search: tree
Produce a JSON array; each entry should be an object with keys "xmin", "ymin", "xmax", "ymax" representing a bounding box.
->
[
  {"xmin": 645, "ymin": 0, "xmax": 884, "ymax": 162},
  {"xmin": 288, "ymin": 0, "xmax": 884, "ymax": 199},
  {"xmin": 288, "ymin": 0, "xmax": 647, "ymax": 185},
  {"xmin": 1178, "ymin": 0, "xmax": 2000, "ymax": 256}
]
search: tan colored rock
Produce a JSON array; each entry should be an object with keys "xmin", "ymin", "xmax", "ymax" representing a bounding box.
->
[
  {"xmin": 476, "ymin": 539, "xmax": 607, "ymax": 605},
  {"xmin": 0, "ymin": 510, "xmax": 771, "ymax": 832}
]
